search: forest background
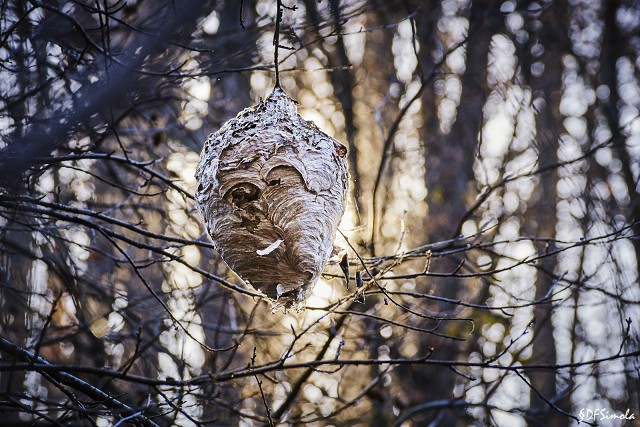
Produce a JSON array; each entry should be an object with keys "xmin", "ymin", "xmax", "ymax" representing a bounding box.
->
[{"xmin": 1, "ymin": 0, "xmax": 639, "ymax": 426}]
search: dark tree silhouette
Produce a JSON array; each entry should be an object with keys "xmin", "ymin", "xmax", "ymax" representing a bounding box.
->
[{"xmin": 0, "ymin": 1, "xmax": 639, "ymax": 426}]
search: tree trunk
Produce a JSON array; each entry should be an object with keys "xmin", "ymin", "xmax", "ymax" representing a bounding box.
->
[{"xmin": 526, "ymin": 1, "xmax": 571, "ymax": 425}]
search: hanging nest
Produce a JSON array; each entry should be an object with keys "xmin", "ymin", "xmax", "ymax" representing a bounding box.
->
[{"xmin": 195, "ymin": 87, "xmax": 349, "ymax": 311}]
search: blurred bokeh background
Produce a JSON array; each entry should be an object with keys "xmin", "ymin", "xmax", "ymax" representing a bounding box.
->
[{"xmin": 1, "ymin": 0, "xmax": 639, "ymax": 426}]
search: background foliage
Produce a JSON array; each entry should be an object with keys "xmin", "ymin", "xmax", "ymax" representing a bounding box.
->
[{"xmin": 1, "ymin": 0, "xmax": 639, "ymax": 426}]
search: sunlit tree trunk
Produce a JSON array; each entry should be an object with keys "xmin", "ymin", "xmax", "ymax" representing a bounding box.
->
[
  {"xmin": 601, "ymin": 0, "xmax": 640, "ymax": 271},
  {"xmin": 426, "ymin": 0, "xmax": 497, "ymax": 241},
  {"xmin": 422, "ymin": 1, "xmax": 499, "ymax": 424},
  {"xmin": 329, "ymin": 0, "xmax": 364, "ymax": 220},
  {"xmin": 600, "ymin": 0, "xmax": 640, "ymax": 413}
]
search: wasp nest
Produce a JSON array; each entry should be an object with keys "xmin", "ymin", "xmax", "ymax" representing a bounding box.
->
[{"xmin": 195, "ymin": 87, "xmax": 349, "ymax": 311}]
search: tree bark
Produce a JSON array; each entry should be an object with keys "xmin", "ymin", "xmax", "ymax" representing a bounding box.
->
[{"xmin": 526, "ymin": 1, "xmax": 571, "ymax": 425}]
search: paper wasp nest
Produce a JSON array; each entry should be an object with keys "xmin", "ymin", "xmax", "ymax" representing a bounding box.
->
[{"xmin": 195, "ymin": 87, "xmax": 349, "ymax": 311}]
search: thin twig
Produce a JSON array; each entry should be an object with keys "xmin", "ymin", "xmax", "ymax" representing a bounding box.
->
[
  {"xmin": 251, "ymin": 347, "xmax": 274, "ymax": 427},
  {"xmin": 273, "ymin": 0, "xmax": 284, "ymax": 87}
]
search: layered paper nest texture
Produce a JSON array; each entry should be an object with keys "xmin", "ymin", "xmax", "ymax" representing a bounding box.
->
[{"xmin": 195, "ymin": 88, "xmax": 349, "ymax": 310}]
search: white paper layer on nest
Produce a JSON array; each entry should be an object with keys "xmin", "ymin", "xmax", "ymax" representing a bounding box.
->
[{"xmin": 195, "ymin": 87, "xmax": 349, "ymax": 311}]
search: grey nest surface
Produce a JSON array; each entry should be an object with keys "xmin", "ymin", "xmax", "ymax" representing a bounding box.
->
[{"xmin": 195, "ymin": 87, "xmax": 349, "ymax": 310}]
